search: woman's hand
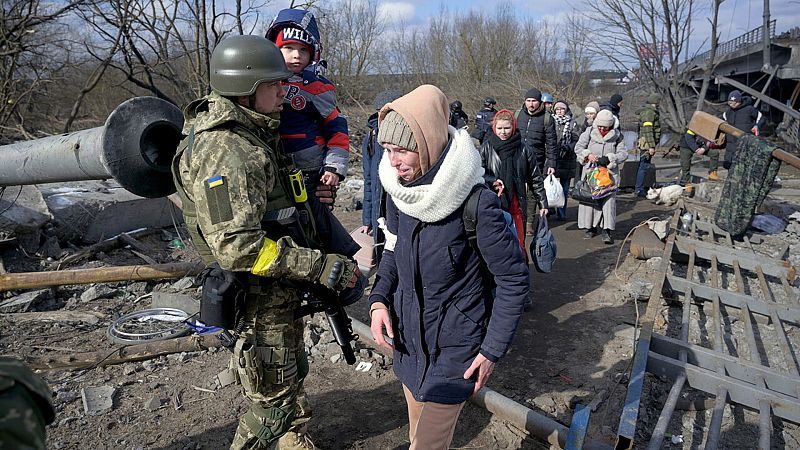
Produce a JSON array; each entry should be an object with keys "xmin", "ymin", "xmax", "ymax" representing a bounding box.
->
[
  {"xmin": 695, "ymin": 147, "xmax": 706, "ymax": 155},
  {"xmin": 463, "ymin": 353, "xmax": 495, "ymax": 395},
  {"xmin": 320, "ymin": 171, "xmax": 340, "ymax": 187},
  {"xmin": 539, "ymin": 208, "xmax": 548, "ymax": 217},
  {"xmin": 587, "ymin": 153, "xmax": 599, "ymax": 163},
  {"xmin": 356, "ymin": 225, "xmax": 372, "ymax": 235},
  {"xmin": 370, "ymin": 306, "xmax": 394, "ymax": 351},
  {"xmin": 492, "ymin": 179, "xmax": 505, "ymax": 197}
]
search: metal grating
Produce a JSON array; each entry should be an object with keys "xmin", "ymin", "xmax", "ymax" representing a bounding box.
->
[{"xmin": 615, "ymin": 208, "xmax": 800, "ymax": 449}]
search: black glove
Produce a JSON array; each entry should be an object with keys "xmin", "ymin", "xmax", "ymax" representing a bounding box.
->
[
  {"xmin": 317, "ymin": 254, "xmax": 358, "ymax": 292},
  {"xmin": 597, "ymin": 156, "xmax": 610, "ymax": 166}
]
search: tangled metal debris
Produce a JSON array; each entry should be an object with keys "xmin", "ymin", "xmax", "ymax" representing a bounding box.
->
[{"xmin": 616, "ymin": 208, "xmax": 800, "ymax": 449}]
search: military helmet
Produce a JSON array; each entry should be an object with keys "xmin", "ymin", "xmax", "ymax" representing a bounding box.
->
[
  {"xmin": 450, "ymin": 100, "xmax": 463, "ymax": 111},
  {"xmin": 484, "ymin": 97, "xmax": 496, "ymax": 106},
  {"xmin": 210, "ymin": 35, "xmax": 292, "ymax": 96},
  {"xmin": 541, "ymin": 92, "xmax": 554, "ymax": 103}
]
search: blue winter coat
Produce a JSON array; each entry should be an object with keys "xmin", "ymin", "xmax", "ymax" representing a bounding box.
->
[
  {"xmin": 361, "ymin": 112, "xmax": 383, "ymax": 234},
  {"xmin": 369, "ymin": 141, "xmax": 530, "ymax": 405}
]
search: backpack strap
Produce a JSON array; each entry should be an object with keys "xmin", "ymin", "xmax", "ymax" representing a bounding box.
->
[{"xmin": 463, "ymin": 184, "xmax": 483, "ymax": 244}]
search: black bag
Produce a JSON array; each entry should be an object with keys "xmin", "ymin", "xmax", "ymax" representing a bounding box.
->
[
  {"xmin": 571, "ymin": 178, "xmax": 597, "ymax": 205},
  {"xmin": 195, "ymin": 262, "xmax": 246, "ymax": 329}
]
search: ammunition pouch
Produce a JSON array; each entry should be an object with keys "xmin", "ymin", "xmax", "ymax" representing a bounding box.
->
[{"xmin": 195, "ymin": 262, "xmax": 246, "ymax": 330}]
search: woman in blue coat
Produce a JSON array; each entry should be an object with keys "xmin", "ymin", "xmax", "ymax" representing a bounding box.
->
[{"xmin": 368, "ymin": 85, "xmax": 529, "ymax": 450}]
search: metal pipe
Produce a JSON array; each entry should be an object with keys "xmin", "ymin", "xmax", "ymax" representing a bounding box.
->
[
  {"xmin": 758, "ymin": 400, "xmax": 771, "ymax": 449},
  {"xmin": 349, "ymin": 318, "xmax": 612, "ymax": 450},
  {"xmin": 0, "ymin": 97, "xmax": 183, "ymax": 198}
]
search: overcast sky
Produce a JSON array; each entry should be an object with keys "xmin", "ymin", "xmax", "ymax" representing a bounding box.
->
[{"xmin": 275, "ymin": 0, "xmax": 799, "ymax": 55}]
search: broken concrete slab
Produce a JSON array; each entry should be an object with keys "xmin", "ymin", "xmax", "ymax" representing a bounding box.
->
[
  {"xmin": 81, "ymin": 385, "xmax": 116, "ymax": 416},
  {"xmin": 151, "ymin": 291, "xmax": 199, "ymax": 315},
  {"xmin": 0, "ymin": 185, "xmax": 52, "ymax": 252},
  {"xmin": 0, "ymin": 289, "xmax": 53, "ymax": 313},
  {"xmin": 39, "ymin": 180, "xmax": 179, "ymax": 244},
  {"xmin": 80, "ymin": 285, "xmax": 119, "ymax": 302}
]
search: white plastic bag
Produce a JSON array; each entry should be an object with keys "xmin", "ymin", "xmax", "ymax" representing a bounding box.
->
[{"xmin": 544, "ymin": 174, "xmax": 565, "ymax": 208}]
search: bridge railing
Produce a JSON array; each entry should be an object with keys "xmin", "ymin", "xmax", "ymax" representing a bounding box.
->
[{"xmin": 692, "ymin": 19, "xmax": 776, "ymax": 64}]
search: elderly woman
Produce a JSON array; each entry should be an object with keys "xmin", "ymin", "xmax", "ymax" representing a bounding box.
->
[
  {"xmin": 369, "ymin": 85, "xmax": 529, "ymax": 450},
  {"xmin": 575, "ymin": 109, "xmax": 628, "ymax": 244}
]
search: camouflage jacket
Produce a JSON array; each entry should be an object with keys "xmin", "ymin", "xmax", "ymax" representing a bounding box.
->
[
  {"xmin": 0, "ymin": 357, "xmax": 55, "ymax": 450},
  {"xmin": 637, "ymin": 104, "xmax": 661, "ymax": 151},
  {"xmin": 173, "ymin": 93, "xmax": 326, "ymax": 281}
]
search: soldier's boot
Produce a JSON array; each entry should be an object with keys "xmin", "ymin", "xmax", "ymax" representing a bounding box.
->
[
  {"xmin": 278, "ymin": 428, "xmax": 317, "ymax": 450},
  {"xmin": 708, "ymin": 170, "xmax": 720, "ymax": 182}
]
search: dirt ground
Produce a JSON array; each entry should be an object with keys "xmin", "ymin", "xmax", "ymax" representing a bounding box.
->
[{"xmin": 1, "ymin": 163, "xmax": 798, "ymax": 449}]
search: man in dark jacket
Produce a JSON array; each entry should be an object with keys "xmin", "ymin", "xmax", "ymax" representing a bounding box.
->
[
  {"xmin": 516, "ymin": 87, "xmax": 556, "ymax": 234},
  {"xmin": 360, "ymin": 90, "xmax": 401, "ymax": 268},
  {"xmin": 721, "ymin": 90, "xmax": 764, "ymax": 169},
  {"xmin": 600, "ymin": 93, "xmax": 624, "ymax": 119},
  {"xmin": 472, "ymin": 96, "xmax": 497, "ymax": 144}
]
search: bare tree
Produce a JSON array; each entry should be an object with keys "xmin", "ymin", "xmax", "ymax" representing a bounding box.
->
[
  {"xmin": 74, "ymin": 0, "xmax": 271, "ymax": 110},
  {"xmin": 0, "ymin": 0, "xmax": 84, "ymax": 141},
  {"xmin": 694, "ymin": 0, "xmax": 724, "ymax": 112},
  {"xmin": 585, "ymin": 0, "xmax": 699, "ymax": 129},
  {"xmin": 315, "ymin": 0, "xmax": 386, "ymax": 103}
]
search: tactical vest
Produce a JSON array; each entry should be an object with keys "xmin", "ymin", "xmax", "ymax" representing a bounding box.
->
[{"xmin": 171, "ymin": 121, "xmax": 321, "ymax": 264}]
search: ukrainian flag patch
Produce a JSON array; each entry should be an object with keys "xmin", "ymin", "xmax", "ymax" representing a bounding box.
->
[{"xmin": 207, "ymin": 175, "xmax": 224, "ymax": 188}]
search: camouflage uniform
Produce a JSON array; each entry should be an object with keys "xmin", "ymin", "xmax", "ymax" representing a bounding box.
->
[
  {"xmin": 635, "ymin": 103, "xmax": 661, "ymax": 195},
  {"xmin": 0, "ymin": 357, "xmax": 55, "ymax": 450},
  {"xmin": 172, "ymin": 92, "xmax": 348, "ymax": 449}
]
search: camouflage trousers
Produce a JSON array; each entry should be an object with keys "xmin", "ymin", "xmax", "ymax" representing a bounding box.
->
[
  {"xmin": 229, "ymin": 277, "xmax": 311, "ymax": 450},
  {"xmin": 679, "ymin": 146, "xmax": 719, "ymax": 185}
]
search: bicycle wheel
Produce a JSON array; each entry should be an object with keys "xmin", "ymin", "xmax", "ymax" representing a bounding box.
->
[{"xmin": 107, "ymin": 308, "xmax": 191, "ymax": 345}]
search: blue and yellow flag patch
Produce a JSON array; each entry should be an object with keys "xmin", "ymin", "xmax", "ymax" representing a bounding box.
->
[{"xmin": 207, "ymin": 175, "xmax": 224, "ymax": 188}]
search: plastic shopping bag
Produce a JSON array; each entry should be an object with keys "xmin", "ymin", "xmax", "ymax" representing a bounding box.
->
[{"xmin": 544, "ymin": 174, "xmax": 565, "ymax": 208}]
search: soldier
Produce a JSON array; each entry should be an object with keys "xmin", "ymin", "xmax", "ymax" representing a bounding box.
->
[
  {"xmin": 635, "ymin": 93, "xmax": 661, "ymax": 197},
  {"xmin": 678, "ymin": 129, "xmax": 720, "ymax": 191},
  {"xmin": 449, "ymin": 100, "xmax": 469, "ymax": 128},
  {"xmin": 471, "ymin": 96, "xmax": 497, "ymax": 144},
  {"xmin": 0, "ymin": 356, "xmax": 55, "ymax": 450},
  {"xmin": 171, "ymin": 35, "xmax": 359, "ymax": 449}
]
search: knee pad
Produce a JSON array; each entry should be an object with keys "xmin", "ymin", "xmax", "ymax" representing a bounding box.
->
[{"xmin": 241, "ymin": 402, "xmax": 296, "ymax": 447}]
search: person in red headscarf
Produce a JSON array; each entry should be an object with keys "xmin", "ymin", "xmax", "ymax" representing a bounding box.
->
[{"xmin": 478, "ymin": 109, "xmax": 549, "ymax": 255}]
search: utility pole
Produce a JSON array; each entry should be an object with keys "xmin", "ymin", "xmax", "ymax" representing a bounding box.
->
[{"xmin": 762, "ymin": 0, "xmax": 771, "ymax": 70}]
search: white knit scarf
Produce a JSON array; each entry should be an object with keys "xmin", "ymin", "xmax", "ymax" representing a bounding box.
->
[{"xmin": 379, "ymin": 126, "xmax": 485, "ymax": 223}]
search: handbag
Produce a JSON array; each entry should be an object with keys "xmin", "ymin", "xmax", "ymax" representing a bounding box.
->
[
  {"xmin": 586, "ymin": 163, "xmax": 618, "ymax": 199},
  {"xmin": 571, "ymin": 178, "xmax": 597, "ymax": 205}
]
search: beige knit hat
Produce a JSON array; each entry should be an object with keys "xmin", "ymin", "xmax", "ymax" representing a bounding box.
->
[
  {"xmin": 595, "ymin": 109, "xmax": 615, "ymax": 127},
  {"xmin": 377, "ymin": 110, "xmax": 418, "ymax": 152},
  {"xmin": 377, "ymin": 85, "xmax": 449, "ymax": 175}
]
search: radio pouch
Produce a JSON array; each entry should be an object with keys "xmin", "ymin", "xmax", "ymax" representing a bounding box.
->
[{"xmin": 195, "ymin": 262, "xmax": 246, "ymax": 330}]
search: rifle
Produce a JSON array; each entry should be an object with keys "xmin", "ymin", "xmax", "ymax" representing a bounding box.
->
[
  {"xmin": 295, "ymin": 280, "xmax": 358, "ymax": 365},
  {"xmin": 263, "ymin": 206, "xmax": 360, "ymax": 365}
]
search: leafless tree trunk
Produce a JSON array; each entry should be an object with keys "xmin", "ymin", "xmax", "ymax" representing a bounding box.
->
[
  {"xmin": 0, "ymin": 0, "xmax": 84, "ymax": 142},
  {"xmin": 586, "ymin": 0, "xmax": 697, "ymax": 130},
  {"xmin": 695, "ymin": 0, "xmax": 724, "ymax": 112}
]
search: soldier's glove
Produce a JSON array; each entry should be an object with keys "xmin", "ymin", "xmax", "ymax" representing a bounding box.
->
[{"xmin": 317, "ymin": 254, "xmax": 358, "ymax": 292}]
